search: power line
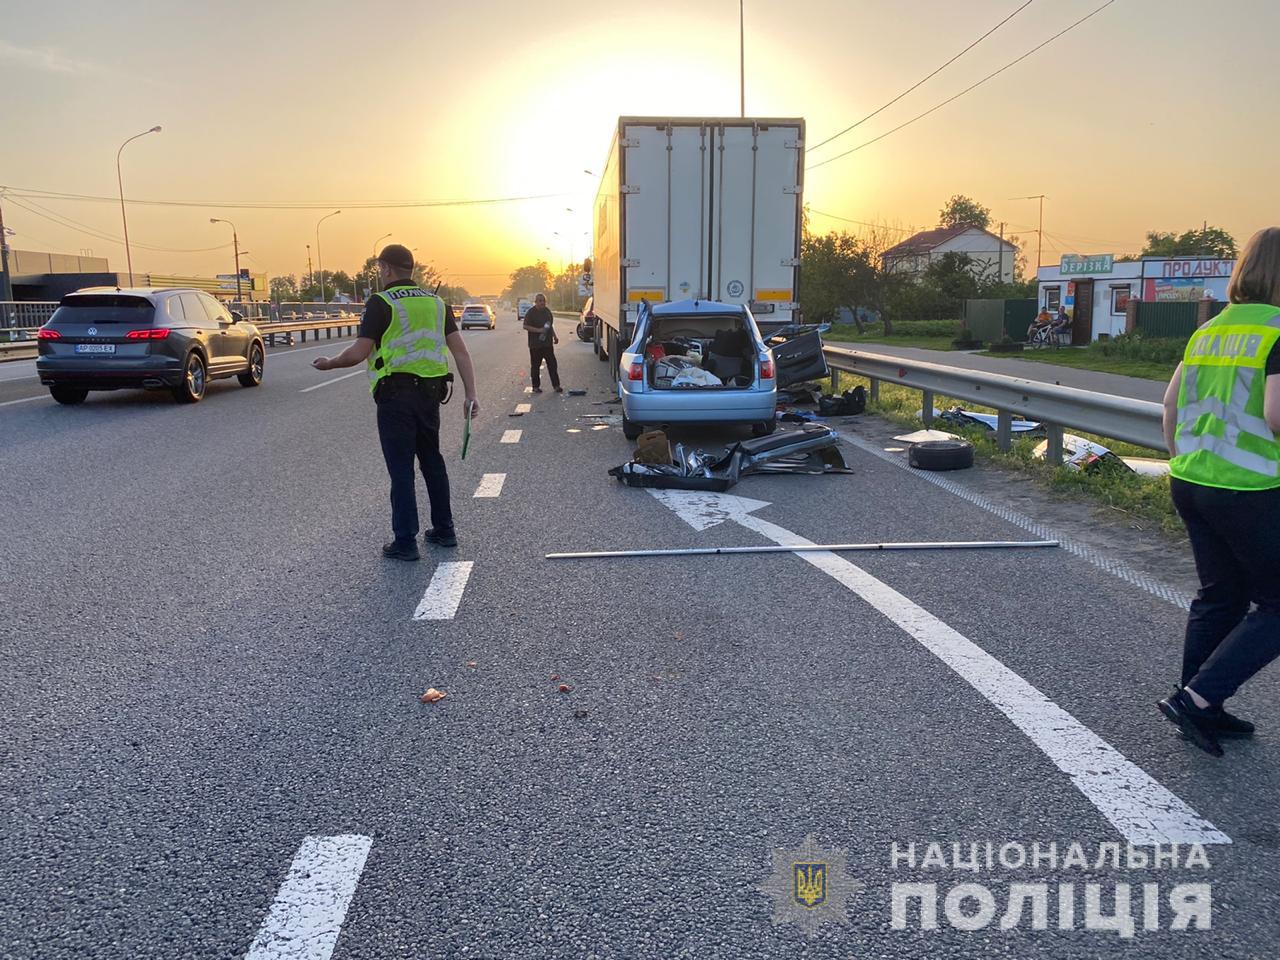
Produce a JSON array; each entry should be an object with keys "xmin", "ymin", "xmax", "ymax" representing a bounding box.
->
[
  {"xmin": 807, "ymin": 0, "xmax": 1120, "ymax": 172},
  {"xmin": 0, "ymin": 185, "xmax": 571, "ymax": 211},
  {"xmin": 807, "ymin": 209, "xmax": 917, "ymax": 235},
  {"xmin": 808, "ymin": 0, "xmax": 1036, "ymax": 154},
  {"xmin": 6, "ymin": 196, "xmax": 234, "ymax": 254}
]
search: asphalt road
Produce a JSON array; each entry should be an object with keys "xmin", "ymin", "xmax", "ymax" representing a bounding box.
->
[{"xmin": 2, "ymin": 313, "xmax": 1277, "ymax": 959}]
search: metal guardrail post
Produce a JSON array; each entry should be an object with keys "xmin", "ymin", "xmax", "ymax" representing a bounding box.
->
[
  {"xmin": 869, "ymin": 377, "xmax": 880, "ymax": 403},
  {"xmin": 1045, "ymin": 425, "xmax": 1064, "ymax": 465},
  {"xmin": 997, "ymin": 409, "xmax": 1012, "ymax": 452},
  {"xmin": 921, "ymin": 390, "xmax": 935, "ymax": 426},
  {"xmin": 830, "ymin": 368, "xmax": 841, "ymax": 392}
]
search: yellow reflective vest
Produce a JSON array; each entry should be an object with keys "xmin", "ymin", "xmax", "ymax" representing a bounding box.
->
[{"xmin": 367, "ymin": 285, "xmax": 450, "ymax": 393}]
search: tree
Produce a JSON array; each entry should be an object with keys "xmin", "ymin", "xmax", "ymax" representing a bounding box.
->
[
  {"xmin": 799, "ymin": 230, "xmax": 876, "ymax": 325},
  {"xmin": 500, "ymin": 262, "xmax": 554, "ymax": 303},
  {"xmin": 939, "ymin": 195, "xmax": 991, "ymax": 230},
  {"xmin": 270, "ymin": 275, "xmax": 299, "ymax": 303},
  {"xmin": 1141, "ymin": 226, "xmax": 1237, "ymax": 259}
]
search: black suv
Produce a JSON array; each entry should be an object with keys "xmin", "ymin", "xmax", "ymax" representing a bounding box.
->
[
  {"xmin": 576, "ymin": 296, "xmax": 597, "ymax": 342},
  {"xmin": 36, "ymin": 288, "xmax": 266, "ymax": 404}
]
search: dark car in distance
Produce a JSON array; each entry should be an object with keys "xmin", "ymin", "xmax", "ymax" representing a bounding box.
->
[
  {"xmin": 576, "ymin": 296, "xmax": 597, "ymax": 342},
  {"xmin": 36, "ymin": 288, "xmax": 266, "ymax": 404}
]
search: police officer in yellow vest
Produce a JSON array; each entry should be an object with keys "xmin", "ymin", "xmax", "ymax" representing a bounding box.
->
[
  {"xmin": 312, "ymin": 244, "xmax": 479, "ymax": 561},
  {"xmin": 1158, "ymin": 227, "xmax": 1280, "ymax": 756}
]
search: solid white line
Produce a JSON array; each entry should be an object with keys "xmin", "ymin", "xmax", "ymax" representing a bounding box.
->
[
  {"xmin": 500, "ymin": 429, "xmax": 522, "ymax": 443},
  {"xmin": 244, "ymin": 834, "xmax": 373, "ymax": 960},
  {"xmin": 731, "ymin": 509, "xmax": 1229, "ymax": 846},
  {"xmin": 300, "ymin": 369, "xmax": 365, "ymax": 393},
  {"xmin": 514, "ymin": 403, "xmax": 531, "ymax": 413},
  {"xmin": 473, "ymin": 473, "xmax": 506, "ymax": 498},
  {"xmin": 0, "ymin": 394, "xmax": 44, "ymax": 408},
  {"xmin": 413, "ymin": 561, "xmax": 474, "ymax": 621}
]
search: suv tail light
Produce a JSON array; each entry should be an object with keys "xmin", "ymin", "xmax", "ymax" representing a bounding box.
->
[
  {"xmin": 628, "ymin": 361, "xmax": 644, "ymax": 381},
  {"xmin": 125, "ymin": 328, "xmax": 171, "ymax": 340},
  {"xmin": 36, "ymin": 328, "xmax": 62, "ymax": 340},
  {"xmin": 759, "ymin": 359, "xmax": 775, "ymax": 380}
]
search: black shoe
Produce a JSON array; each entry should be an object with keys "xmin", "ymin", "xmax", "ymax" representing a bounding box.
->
[
  {"xmin": 424, "ymin": 528, "xmax": 458, "ymax": 548},
  {"xmin": 531, "ymin": 387, "xmax": 543, "ymax": 394},
  {"xmin": 382, "ymin": 540, "xmax": 420, "ymax": 562},
  {"xmin": 1157, "ymin": 691, "xmax": 1224, "ymax": 757},
  {"xmin": 1171, "ymin": 687, "xmax": 1255, "ymax": 736},
  {"xmin": 554, "ymin": 386, "xmax": 564, "ymax": 393}
]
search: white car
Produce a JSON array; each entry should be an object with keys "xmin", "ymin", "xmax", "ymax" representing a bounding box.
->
[{"xmin": 459, "ymin": 303, "xmax": 496, "ymax": 330}]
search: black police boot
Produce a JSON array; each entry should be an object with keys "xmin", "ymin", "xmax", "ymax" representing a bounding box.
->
[
  {"xmin": 424, "ymin": 527, "xmax": 458, "ymax": 548},
  {"xmin": 1157, "ymin": 690, "xmax": 1224, "ymax": 757},
  {"xmin": 382, "ymin": 540, "xmax": 421, "ymax": 562}
]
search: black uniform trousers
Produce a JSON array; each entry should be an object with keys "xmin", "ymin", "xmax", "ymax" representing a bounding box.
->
[
  {"xmin": 374, "ymin": 374, "xmax": 453, "ymax": 543},
  {"xmin": 1172, "ymin": 477, "xmax": 1280, "ymax": 705}
]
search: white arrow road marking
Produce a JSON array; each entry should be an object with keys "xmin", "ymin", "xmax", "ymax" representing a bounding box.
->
[
  {"xmin": 649, "ymin": 490, "xmax": 1230, "ymax": 847},
  {"xmin": 244, "ymin": 834, "xmax": 373, "ymax": 960},
  {"xmin": 414, "ymin": 561, "xmax": 474, "ymax": 620},
  {"xmin": 300, "ymin": 369, "xmax": 365, "ymax": 393},
  {"xmin": 514, "ymin": 403, "xmax": 531, "ymax": 414},
  {"xmin": 474, "ymin": 473, "xmax": 506, "ymax": 498},
  {"xmin": 500, "ymin": 429, "xmax": 522, "ymax": 443}
]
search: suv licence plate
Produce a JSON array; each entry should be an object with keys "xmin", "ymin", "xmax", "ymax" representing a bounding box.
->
[{"xmin": 75, "ymin": 344, "xmax": 116, "ymax": 354}]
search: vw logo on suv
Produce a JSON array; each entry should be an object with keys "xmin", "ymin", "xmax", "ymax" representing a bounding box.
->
[{"xmin": 87, "ymin": 327, "xmax": 98, "ymax": 336}]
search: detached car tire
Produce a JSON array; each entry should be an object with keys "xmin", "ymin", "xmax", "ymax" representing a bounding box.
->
[{"xmin": 908, "ymin": 439, "xmax": 974, "ymax": 471}]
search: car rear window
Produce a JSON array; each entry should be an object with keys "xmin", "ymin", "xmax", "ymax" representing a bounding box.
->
[
  {"xmin": 463, "ymin": 306, "xmax": 484, "ymax": 313},
  {"xmin": 51, "ymin": 295, "xmax": 155, "ymax": 324}
]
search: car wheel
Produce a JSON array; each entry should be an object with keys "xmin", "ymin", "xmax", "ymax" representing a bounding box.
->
[
  {"xmin": 238, "ymin": 342, "xmax": 264, "ymax": 387},
  {"xmin": 752, "ymin": 418, "xmax": 777, "ymax": 437},
  {"xmin": 50, "ymin": 386, "xmax": 88, "ymax": 405},
  {"xmin": 622, "ymin": 413, "xmax": 643, "ymax": 441},
  {"xmin": 173, "ymin": 352, "xmax": 207, "ymax": 403},
  {"xmin": 908, "ymin": 439, "xmax": 974, "ymax": 471}
]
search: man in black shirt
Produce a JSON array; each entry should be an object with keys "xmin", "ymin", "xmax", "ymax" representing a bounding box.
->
[
  {"xmin": 311, "ymin": 244, "xmax": 479, "ymax": 560},
  {"xmin": 521, "ymin": 293, "xmax": 561, "ymax": 393}
]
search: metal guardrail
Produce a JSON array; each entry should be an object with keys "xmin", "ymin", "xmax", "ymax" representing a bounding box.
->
[
  {"xmin": 0, "ymin": 302, "xmax": 59, "ymax": 329},
  {"xmin": 823, "ymin": 345, "xmax": 1168, "ymax": 460}
]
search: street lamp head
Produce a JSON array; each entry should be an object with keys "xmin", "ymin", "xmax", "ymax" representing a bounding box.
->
[
  {"xmin": 149, "ymin": 126, "xmax": 162, "ymax": 133},
  {"xmin": 209, "ymin": 217, "xmax": 219, "ymax": 224}
]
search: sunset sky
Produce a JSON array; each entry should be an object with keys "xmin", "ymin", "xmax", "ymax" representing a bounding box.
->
[{"xmin": 2, "ymin": 0, "xmax": 1277, "ymax": 294}]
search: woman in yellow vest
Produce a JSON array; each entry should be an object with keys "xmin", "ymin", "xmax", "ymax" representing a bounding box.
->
[{"xmin": 1158, "ymin": 227, "xmax": 1280, "ymax": 756}]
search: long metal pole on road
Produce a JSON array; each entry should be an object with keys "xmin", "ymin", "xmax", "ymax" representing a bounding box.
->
[{"xmin": 115, "ymin": 126, "xmax": 162, "ymax": 286}]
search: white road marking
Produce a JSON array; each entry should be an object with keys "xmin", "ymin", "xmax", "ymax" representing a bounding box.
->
[
  {"xmin": 414, "ymin": 561, "xmax": 475, "ymax": 620},
  {"xmin": 473, "ymin": 473, "xmax": 506, "ymax": 498},
  {"xmin": 500, "ymin": 429, "xmax": 522, "ymax": 443},
  {"xmin": 514, "ymin": 403, "xmax": 531, "ymax": 413},
  {"xmin": 523, "ymin": 386, "xmax": 533, "ymax": 394},
  {"xmin": 651, "ymin": 490, "xmax": 1230, "ymax": 846},
  {"xmin": 0, "ymin": 394, "xmax": 45, "ymax": 408},
  {"xmin": 266, "ymin": 342, "xmax": 348, "ymax": 357},
  {"xmin": 244, "ymin": 834, "xmax": 373, "ymax": 960},
  {"xmin": 300, "ymin": 370, "xmax": 366, "ymax": 393}
]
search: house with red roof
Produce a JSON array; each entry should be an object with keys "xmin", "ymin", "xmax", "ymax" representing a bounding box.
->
[{"xmin": 881, "ymin": 225, "xmax": 1017, "ymax": 283}]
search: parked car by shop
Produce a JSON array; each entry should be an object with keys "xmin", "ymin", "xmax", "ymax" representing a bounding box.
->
[
  {"xmin": 617, "ymin": 299, "xmax": 778, "ymax": 440},
  {"xmin": 459, "ymin": 303, "xmax": 496, "ymax": 330},
  {"xmin": 576, "ymin": 296, "xmax": 597, "ymax": 342},
  {"xmin": 35, "ymin": 287, "xmax": 265, "ymax": 405}
]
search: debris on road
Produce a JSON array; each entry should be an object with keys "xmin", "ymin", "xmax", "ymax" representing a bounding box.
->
[
  {"xmin": 567, "ymin": 389, "xmax": 587, "ymax": 396},
  {"xmin": 610, "ymin": 424, "xmax": 853, "ymax": 491},
  {"xmin": 558, "ymin": 683, "xmax": 573, "ymax": 693},
  {"xmin": 893, "ymin": 428, "xmax": 963, "ymax": 443},
  {"xmin": 573, "ymin": 709, "xmax": 589, "ymax": 718},
  {"xmin": 937, "ymin": 406, "xmax": 1043, "ymax": 436},
  {"xmin": 465, "ymin": 661, "xmax": 478, "ymax": 669},
  {"xmin": 908, "ymin": 439, "xmax": 975, "ymax": 472},
  {"xmin": 1032, "ymin": 433, "xmax": 1171, "ymax": 477},
  {"xmin": 549, "ymin": 673, "xmax": 560, "ymax": 681},
  {"xmin": 419, "ymin": 688, "xmax": 447, "ymax": 704}
]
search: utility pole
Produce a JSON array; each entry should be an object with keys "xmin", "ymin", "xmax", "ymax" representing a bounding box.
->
[
  {"xmin": 998, "ymin": 221, "xmax": 1006, "ymax": 283},
  {"xmin": 0, "ymin": 193, "xmax": 14, "ymax": 317},
  {"xmin": 306, "ymin": 245, "xmax": 313, "ymax": 293},
  {"xmin": 210, "ymin": 218, "xmax": 242, "ymax": 301},
  {"xmin": 1009, "ymin": 194, "xmax": 1048, "ymax": 274},
  {"xmin": 739, "ymin": 0, "xmax": 746, "ymax": 118}
]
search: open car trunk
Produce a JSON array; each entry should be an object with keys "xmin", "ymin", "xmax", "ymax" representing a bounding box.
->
[{"xmin": 642, "ymin": 315, "xmax": 757, "ymax": 390}]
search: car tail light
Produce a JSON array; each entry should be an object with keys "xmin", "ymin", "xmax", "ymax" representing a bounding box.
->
[
  {"xmin": 36, "ymin": 328, "xmax": 61, "ymax": 340},
  {"xmin": 760, "ymin": 359, "xmax": 775, "ymax": 380},
  {"xmin": 126, "ymin": 328, "xmax": 171, "ymax": 340},
  {"xmin": 628, "ymin": 361, "xmax": 644, "ymax": 381}
]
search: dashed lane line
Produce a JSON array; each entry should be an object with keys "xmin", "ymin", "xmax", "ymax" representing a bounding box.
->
[
  {"xmin": 500, "ymin": 429, "xmax": 522, "ymax": 443},
  {"xmin": 0, "ymin": 395, "xmax": 45, "ymax": 408},
  {"xmin": 300, "ymin": 370, "xmax": 366, "ymax": 393},
  {"xmin": 474, "ymin": 473, "xmax": 506, "ymax": 498},
  {"xmin": 514, "ymin": 403, "xmax": 531, "ymax": 413},
  {"xmin": 413, "ymin": 561, "xmax": 475, "ymax": 620},
  {"xmin": 243, "ymin": 834, "xmax": 373, "ymax": 960}
]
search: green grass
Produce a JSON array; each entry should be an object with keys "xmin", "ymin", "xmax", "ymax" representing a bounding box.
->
[
  {"xmin": 828, "ymin": 376, "xmax": 1184, "ymax": 538},
  {"xmin": 977, "ymin": 347, "xmax": 1177, "ymax": 382},
  {"xmin": 825, "ymin": 319, "xmax": 961, "ymax": 352}
]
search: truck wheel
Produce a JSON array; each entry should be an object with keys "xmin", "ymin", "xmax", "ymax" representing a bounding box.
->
[
  {"xmin": 908, "ymin": 439, "xmax": 974, "ymax": 471},
  {"xmin": 622, "ymin": 414, "xmax": 643, "ymax": 441}
]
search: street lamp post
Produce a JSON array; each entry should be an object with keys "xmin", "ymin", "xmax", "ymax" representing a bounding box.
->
[
  {"xmin": 315, "ymin": 210, "xmax": 341, "ymax": 303},
  {"xmin": 371, "ymin": 232, "xmax": 391, "ymax": 294},
  {"xmin": 116, "ymin": 126, "xmax": 162, "ymax": 286},
  {"xmin": 209, "ymin": 218, "xmax": 242, "ymax": 301}
]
